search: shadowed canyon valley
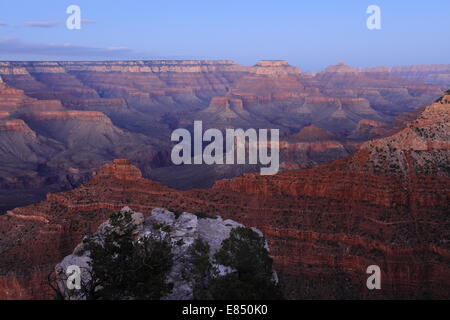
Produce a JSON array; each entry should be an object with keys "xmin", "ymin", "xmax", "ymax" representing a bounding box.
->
[{"xmin": 0, "ymin": 60, "xmax": 449, "ymax": 299}]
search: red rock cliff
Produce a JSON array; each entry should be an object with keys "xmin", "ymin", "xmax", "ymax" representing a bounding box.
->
[{"xmin": 0, "ymin": 93, "xmax": 448, "ymax": 300}]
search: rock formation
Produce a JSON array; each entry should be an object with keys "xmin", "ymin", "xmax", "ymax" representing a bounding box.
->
[
  {"xmin": 55, "ymin": 206, "xmax": 271, "ymax": 300},
  {"xmin": 250, "ymin": 60, "xmax": 301, "ymax": 76},
  {"xmin": 0, "ymin": 59, "xmax": 445, "ymax": 211},
  {"xmin": 362, "ymin": 64, "xmax": 450, "ymax": 86},
  {"xmin": 0, "ymin": 92, "xmax": 448, "ymax": 299},
  {"xmin": 323, "ymin": 61, "xmax": 359, "ymax": 73},
  {"xmin": 290, "ymin": 125, "xmax": 335, "ymax": 142}
]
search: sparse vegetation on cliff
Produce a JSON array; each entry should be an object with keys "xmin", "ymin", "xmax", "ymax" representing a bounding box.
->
[
  {"xmin": 53, "ymin": 209, "xmax": 281, "ymax": 300},
  {"xmin": 82, "ymin": 210, "xmax": 174, "ymax": 300},
  {"xmin": 210, "ymin": 227, "xmax": 284, "ymax": 300},
  {"xmin": 187, "ymin": 227, "xmax": 283, "ymax": 300}
]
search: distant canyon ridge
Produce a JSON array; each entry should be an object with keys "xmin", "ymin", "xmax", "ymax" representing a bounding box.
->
[{"xmin": 0, "ymin": 60, "xmax": 448, "ymax": 211}]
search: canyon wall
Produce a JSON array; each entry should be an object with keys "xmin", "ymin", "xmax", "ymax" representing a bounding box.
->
[
  {"xmin": 0, "ymin": 59, "xmax": 446, "ymax": 215},
  {"xmin": 0, "ymin": 95, "xmax": 448, "ymax": 299}
]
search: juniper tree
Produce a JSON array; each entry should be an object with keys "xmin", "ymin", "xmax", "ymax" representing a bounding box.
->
[{"xmin": 84, "ymin": 210, "xmax": 174, "ymax": 300}]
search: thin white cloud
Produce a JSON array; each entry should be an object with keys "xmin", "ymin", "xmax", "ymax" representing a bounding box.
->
[
  {"xmin": 0, "ymin": 38, "xmax": 194, "ymax": 61},
  {"xmin": 0, "ymin": 38, "xmax": 136, "ymax": 59},
  {"xmin": 0, "ymin": 21, "xmax": 7, "ymax": 27},
  {"xmin": 25, "ymin": 21, "xmax": 60, "ymax": 28}
]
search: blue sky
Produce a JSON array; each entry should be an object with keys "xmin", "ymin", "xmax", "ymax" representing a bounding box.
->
[{"xmin": 0, "ymin": 0, "xmax": 449, "ymax": 70}]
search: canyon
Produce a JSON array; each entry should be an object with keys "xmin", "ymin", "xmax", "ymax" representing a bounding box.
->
[
  {"xmin": 0, "ymin": 60, "xmax": 447, "ymax": 210},
  {"xmin": 0, "ymin": 92, "xmax": 448, "ymax": 299},
  {"xmin": 362, "ymin": 64, "xmax": 450, "ymax": 86},
  {"xmin": 54, "ymin": 206, "xmax": 270, "ymax": 300}
]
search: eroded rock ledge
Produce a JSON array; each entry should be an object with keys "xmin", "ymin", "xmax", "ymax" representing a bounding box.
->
[{"xmin": 55, "ymin": 206, "xmax": 271, "ymax": 300}]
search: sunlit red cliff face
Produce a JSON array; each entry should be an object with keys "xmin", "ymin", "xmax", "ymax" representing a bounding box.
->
[
  {"xmin": 0, "ymin": 60, "xmax": 446, "ymax": 210},
  {"xmin": 0, "ymin": 95, "xmax": 448, "ymax": 300}
]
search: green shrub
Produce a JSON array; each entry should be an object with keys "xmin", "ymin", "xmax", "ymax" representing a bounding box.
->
[
  {"xmin": 84, "ymin": 210, "xmax": 174, "ymax": 300},
  {"xmin": 186, "ymin": 238, "xmax": 216, "ymax": 300},
  {"xmin": 210, "ymin": 227, "xmax": 283, "ymax": 300}
]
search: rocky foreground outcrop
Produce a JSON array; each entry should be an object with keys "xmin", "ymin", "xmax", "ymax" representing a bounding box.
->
[
  {"xmin": 0, "ymin": 93, "xmax": 448, "ymax": 299},
  {"xmin": 55, "ymin": 206, "xmax": 270, "ymax": 300}
]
